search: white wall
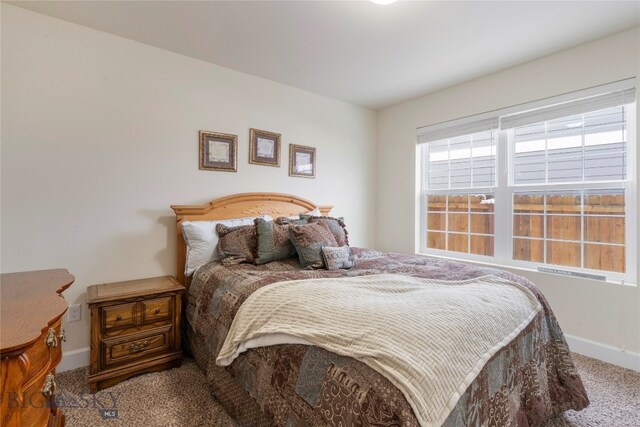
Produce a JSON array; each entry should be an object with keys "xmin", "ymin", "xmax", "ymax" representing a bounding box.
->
[
  {"xmin": 0, "ymin": 4, "xmax": 377, "ymax": 356},
  {"xmin": 377, "ymin": 28, "xmax": 640, "ymax": 368}
]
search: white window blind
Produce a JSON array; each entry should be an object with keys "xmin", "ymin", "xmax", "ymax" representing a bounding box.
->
[
  {"xmin": 501, "ymin": 88, "xmax": 636, "ymax": 130},
  {"xmin": 426, "ymin": 130, "xmax": 497, "ymax": 190},
  {"xmin": 417, "ymin": 116, "xmax": 499, "ymax": 144},
  {"xmin": 512, "ymin": 105, "xmax": 628, "ymax": 184}
]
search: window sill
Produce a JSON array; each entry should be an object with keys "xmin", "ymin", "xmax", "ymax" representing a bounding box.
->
[{"xmin": 413, "ymin": 251, "xmax": 638, "ymax": 288}]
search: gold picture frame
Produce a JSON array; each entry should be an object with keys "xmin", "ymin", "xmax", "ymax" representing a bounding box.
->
[
  {"xmin": 199, "ymin": 131, "xmax": 238, "ymax": 172},
  {"xmin": 249, "ymin": 128, "xmax": 281, "ymax": 167},
  {"xmin": 289, "ymin": 144, "xmax": 316, "ymax": 178}
]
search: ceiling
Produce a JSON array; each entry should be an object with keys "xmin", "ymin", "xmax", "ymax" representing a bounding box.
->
[{"xmin": 8, "ymin": 1, "xmax": 640, "ymax": 110}]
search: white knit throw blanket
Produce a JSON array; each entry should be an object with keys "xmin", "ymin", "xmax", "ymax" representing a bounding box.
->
[{"xmin": 217, "ymin": 274, "xmax": 542, "ymax": 427}]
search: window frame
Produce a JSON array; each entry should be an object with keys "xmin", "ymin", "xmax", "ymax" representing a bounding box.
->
[{"xmin": 418, "ymin": 91, "xmax": 637, "ymax": 285}]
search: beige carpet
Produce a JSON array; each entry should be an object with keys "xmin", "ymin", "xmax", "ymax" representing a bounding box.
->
[
  {"xmin": 56, "ymin": 353, "xmax": 639, "ymax": 426},
  {"xmin": 56, "ymin": 359, "xmax": 237, "ymax": 427}
]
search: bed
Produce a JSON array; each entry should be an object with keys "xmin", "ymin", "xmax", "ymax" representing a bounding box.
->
[{"xmin": 171, "ymin": 192, "xmax": 589, "ymax": 426}]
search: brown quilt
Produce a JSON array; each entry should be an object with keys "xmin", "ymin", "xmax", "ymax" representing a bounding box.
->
[{"xmin": 186, "ymin": 248, "xmax": 589, "ymax": 426}]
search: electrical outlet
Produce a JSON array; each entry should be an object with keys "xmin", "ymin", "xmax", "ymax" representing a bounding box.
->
[{"xmin": 68, "ymin": 304, "xmax": 81, "ymax": 322}]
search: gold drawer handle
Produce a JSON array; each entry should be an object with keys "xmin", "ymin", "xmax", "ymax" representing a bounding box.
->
[
  {"xmin": 58, "ymin": 329, "xmax": 66, "ymax": 342},
  {"xmin": 45, "ymin": 328, "xmax": 58, "ymax": 348},
  {"xmin": 116, "ymin": 315, "xmax": 123, "ymax": 321},
  {"xmin": 128, "ymin": 340, "xmax": 150, "ymax": 354},
  {"xmin": 42, "ymin": 373, "xmax": 56, "ymax": 397}
]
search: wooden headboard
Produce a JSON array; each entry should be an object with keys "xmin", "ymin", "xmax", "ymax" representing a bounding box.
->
[{"xmin": 170, "ymin": 192, "xmax": 333, "ymax": 288}]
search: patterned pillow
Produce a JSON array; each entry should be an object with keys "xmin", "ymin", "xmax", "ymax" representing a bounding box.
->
[
  {"xmin": 274, "ymin": 216, "xmax": 307, "ymax": 226},
  {"xmin": 288, "ymin": 222, "xmax": 338, "ymax": 269},
  {"xmin": 321, "ymin": 246, "xmax": 355, "ymax": 270},
  {"xmin": 280, "ymin": 208, "xmax": 321, "ymax": 221},
  {"xmin": 299, "ymin": 211, "xmax": 329, "ymax": 221},
  {"xmin": 307, "ymin": 217, "xmax": 349, "ymax": 246},
  {"xmin": 254, "ymin": 218, "xmax": 297, "ymax": 265},
  {"xmin": 215, "ymin": 224, "xmax": 257, "ymax": 266}
]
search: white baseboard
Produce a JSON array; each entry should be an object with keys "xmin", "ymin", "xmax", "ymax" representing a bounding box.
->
[
  {"xmin": 565, "ymin": 334, "xmax": 640, "ymax": 372},
  {"xmin": 57, "ymin": 347, "xmax": 90, "ymax": 372}
]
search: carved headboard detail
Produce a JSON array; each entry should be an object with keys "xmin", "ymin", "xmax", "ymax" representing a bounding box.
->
[
  {"xmin": 170, "ymin": 192, "xmax": 333, "ymax": 288},
  {"xmin": 238, "ymin": 204, "xmax": 285, "ymax": 216}
]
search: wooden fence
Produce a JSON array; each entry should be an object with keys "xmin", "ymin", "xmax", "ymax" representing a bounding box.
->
[
  {"xmin": 426, "ymin": 193, "xmax": 625, "ymax": 273},
  {"xmin": 426, "ymin": 195, "xmax": 494, "ymax": 256}
]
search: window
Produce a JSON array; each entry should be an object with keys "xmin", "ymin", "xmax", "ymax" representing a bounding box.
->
[
  {"xmin": 423, "ymin": 130, "xmax": 497, "ymax": 256},
  {"xmin": 418, "ymin": 80, "xmax": 636, "ymax": 283}
]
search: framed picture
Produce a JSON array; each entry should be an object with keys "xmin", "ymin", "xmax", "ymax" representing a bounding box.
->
[
  {"xmin": 249, "ymin": 128, "xmax": 281, "ymax": 167},
  {"xmin": 289, "ymin": 144, "xmax": 316, "ymax": 178},
  {"xmin": 199, "ymin": 131, "xmax": 237, "ymax": 172}
]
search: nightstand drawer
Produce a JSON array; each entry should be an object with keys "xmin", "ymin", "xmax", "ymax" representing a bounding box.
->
[
  {"xmin": 102, "ymin": 326, "xmax": 172, "ymax": 368},
  {"xmin": 141, "ymin": 297, "xmax": 171, "ymax": 324},
  {"xmin": 101, "ymin": 302, "xmax": 136, "ymax": 331}
]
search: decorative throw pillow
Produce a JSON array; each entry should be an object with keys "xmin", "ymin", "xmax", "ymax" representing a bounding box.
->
[
  {"xmin": 254, "ymin": 218, "xmax": 297, "ymax": 265},
  {"xmin": 288, "ymin": 222, "xmax": 338, "ymax": 269},
  {"xmin": 275, "ymin": 216, "xmax": 307, "ymax": 226},
  {"xmin": 282, "ymin": 207, "xmax": 321, "ymax": 220},
  {"xmin": 321, "ymin": 246, "xmax": 355, "ymax": 270},
  {"xmin": 298, "ymin": 210, "xmax": 327, "ymax": 221},
  {"xmin": 307, "ymin": 217, "xmax": 349, "ymax": 246},
  {"xmin": 215, "ymin": 224, "xmax": 257, "ymax": 266},
  {"xmin": 303, "ymin": 207, "xmax": 322, "ymax": 217}
]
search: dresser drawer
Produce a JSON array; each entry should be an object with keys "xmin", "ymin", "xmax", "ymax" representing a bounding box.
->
[
  {"xmin": 141, "ymin": 297, "xmax": 172, "ymax": 325},
  {"xmin": 23, "ymin": 330, "xmax": 52, "ymax": 386},
  {"xmin": 101, "ymin": 302, "xmax": 136, "ymax": 331},
  {"xmin": 19, "ymin": 369, "xmax": 55, "ymax": 427},
  {"xmin": 22, "ymin": 320, "xmax": 63, "ymax": 386},
  {"xmin": 102, "ymin": 325, "xmax": 172, "ymax": 369}
]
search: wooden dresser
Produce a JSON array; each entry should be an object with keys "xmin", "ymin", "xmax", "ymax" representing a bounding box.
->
[
  {"xmin": 0, "ymin": 269, "xmax": 74, "ymax": 427},
  {"xmin": 87, "ymin": 276, "xmax": 183, "ymax": 393}
]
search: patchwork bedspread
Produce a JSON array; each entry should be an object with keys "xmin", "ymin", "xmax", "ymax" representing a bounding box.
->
[{"xmin": 186, "ymin": 248, "xmax": 589, "ymax": 426}]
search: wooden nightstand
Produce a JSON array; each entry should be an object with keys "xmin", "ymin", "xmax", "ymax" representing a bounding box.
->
[{"xmin": 87, "ymin": 276, "xmax": 184, "ymax": 393}]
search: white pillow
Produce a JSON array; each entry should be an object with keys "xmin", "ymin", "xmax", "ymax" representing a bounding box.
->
[{"xmin": 181, "ymin": 215, "xmax": 271, "ymax": 276}]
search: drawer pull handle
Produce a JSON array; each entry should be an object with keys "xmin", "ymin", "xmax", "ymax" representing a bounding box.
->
[
  {"xmin": 116, "ymin": 315, "xmax": 123, "ymax": 321},
  {"xmin": 58, "ymin": 329, "xmax": 66, "ymax": 342},
  {"xmin": 45, "ymin": 328, "xmax": 58, "ymax": 348},
  {"xmin": 154, "ymin": 308, "xmax": 160, "ymax": 314},
  {"xmin": 128, "ymin": 340, "xmax": 150, "ymax": 353},
  {"xmin": 42, "ymin": 373, "xmax": 56, "ymax": 398}
]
